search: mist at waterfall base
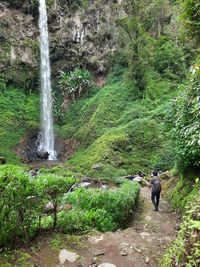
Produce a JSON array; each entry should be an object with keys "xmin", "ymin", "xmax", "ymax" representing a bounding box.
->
[{"xmin": 38, "ymin": 0, "xmax": 57, "ymax": 160}]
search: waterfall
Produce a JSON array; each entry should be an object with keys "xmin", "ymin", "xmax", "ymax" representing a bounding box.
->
[{"xmin": 38, "ymin": 0, "xmax": 56, "ymax": 160}]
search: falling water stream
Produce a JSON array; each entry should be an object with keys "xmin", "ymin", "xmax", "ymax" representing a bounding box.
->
[{"xmin": 38, "ymin": 0, "xmax": 56, "ymax": 160}]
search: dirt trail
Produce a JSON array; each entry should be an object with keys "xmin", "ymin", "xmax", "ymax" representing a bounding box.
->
[{"xmin": 27, "ymin": 187, "xmax": 180, "ymax": 267}]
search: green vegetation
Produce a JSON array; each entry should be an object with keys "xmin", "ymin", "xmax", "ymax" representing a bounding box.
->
[
  {"xmin": 35, "ymin": 174, "xmax": 75, "ymax": 228},
  {"xmin": 0, "ymin": 87, "xmax": 39, "ymax": 163},
  {"xmin": 181, "ymin": 0, "xmax": 200, "ymax": 44},
  {"xmin": 0, "ymin": 165, "xmax": 39, "ymax": 247},
  {"xmin": 59, "ymin": 181, "xmax": 140, "ymax": 232},
  {"xmin": 159, "ymin": 191, "xmax": 200, "ymax": 267},
  {"xmin": 57, "ymin": 71, "xmax": 178, "ymax": 176},
  {"xmin": 165, "ymin": 174, "xmax": 200, "ymax": 213},
  {"xmin": 0, "ymin": 0, "xmax": 199, "ymax": 265},
  {"xmin": 0, "ymin": 164, "xmax": 139, "ymax": 248},
  {"xmin": 58, "ymin": 68, "xmax": 93, "ymax": 111},
  {"xmin": 172, "ymin": 65, "xmax": 200, "ymax": 169}
]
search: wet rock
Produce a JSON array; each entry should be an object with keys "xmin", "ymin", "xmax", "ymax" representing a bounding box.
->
[
  {"xmin": 37, "ymin": 151, "xmax": 49, "ymax": 160},
  {"xmin": 59, "ymin": 249, "xmax": 79, "ymax": 264}
]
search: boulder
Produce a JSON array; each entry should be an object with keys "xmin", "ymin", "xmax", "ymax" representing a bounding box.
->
[
  {"xmin": 160, "ymin": 171, "xmax": 171, "ymax": 180},
  {"xmin": 132, "ymin": 175, "xmax": 143, "ymax": 184},
  {"xmin": 37, "ymin": 151, "xmax": 49, "ymax": 160},
  {"xmin": 59, "ymin": 249, "xmax": 79, "ymax": 264}
]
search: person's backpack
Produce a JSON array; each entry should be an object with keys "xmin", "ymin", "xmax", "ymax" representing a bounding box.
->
[{"xmin": 152, "ymin": 178, "xmax": 161, "ymax": 192}]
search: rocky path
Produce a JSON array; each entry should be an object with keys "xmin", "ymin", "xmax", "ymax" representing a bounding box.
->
[{"xmin": 28, "ymin": 187, "xmax": 180, "ymax": 267}]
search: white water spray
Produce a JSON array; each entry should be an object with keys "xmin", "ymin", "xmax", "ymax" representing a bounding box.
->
[{"xmin": 38, "ymin": 0, "xmax": 56, "ymax": 160}]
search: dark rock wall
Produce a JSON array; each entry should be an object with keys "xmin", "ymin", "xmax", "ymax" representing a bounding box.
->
[{"xmin": 0, "ymin": 0, "xmax": 127, "ymax": 88}]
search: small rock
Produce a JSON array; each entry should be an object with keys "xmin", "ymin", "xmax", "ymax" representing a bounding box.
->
[
  {"xmin": 92, "ymin": 257, "xmax": 98, "ymax": 264},
  {"xmin": 145, "ymin": 215, "xmax": 152, "ymax": 221},
  {"xmin": 97, "ymin": 264, "xmax": 116, "ymax": 267},
  {"xmin": 59, "ymin": 249, "xmax": 79, "ymax": 264},
  {"xmin": 120, "ymin": 249, "xmax": 128, "ymax": 256},
  {"xmin": 92, "ymin": 163, "xmax": 102, "ymax": 170},
  {"xmin": 37, "ymin": 151, "xmax": 49, "ymax": 160},
  {"xmin": 91, "ymin": 249, "xmax": 105, "ymax": 256},
  {"xmin": 89, "ymin": 235, "xmax": 104, "ymax": 244},
  {"xmin": 79, "ymin": 257, "xmax": 92, "ymax": 267},
  {"xmin": 79, "ymin": 182, "xmax": 93, "ymax": 188},
  {"xmin": 132, "ymin": 176, "xmax": 143, "ymax": 183},
  {"xmin": 175, "ymin": 223, "xmax": 180, "ymax": 231},
  {"xmin": 145, "ymin": 256, "xmax": 150, "ymax": 264},
  {"xmin": 134, "ymin": 247, "xmax": 142, "ymax": 253}
]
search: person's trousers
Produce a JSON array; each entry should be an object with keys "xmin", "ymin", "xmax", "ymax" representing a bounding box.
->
[{"xmin": 151, "ymin": 191, "xmax": 161, "ymax": 210}]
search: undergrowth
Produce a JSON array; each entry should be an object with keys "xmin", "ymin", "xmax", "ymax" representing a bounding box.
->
[
  {"xmin": 57, "ymin": 70, "xmax": 179, "ymax": 176},
  {"xmin": 0, "ymin": 88, "xmax": 39, "ymax": 163},
  {"xmin": 159, "ymin": 190, "xmax": 200, "ymax": 267}
]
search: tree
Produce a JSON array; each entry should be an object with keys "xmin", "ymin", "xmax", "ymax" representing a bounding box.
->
[
  {"xmin": 172, "ymin": 63, "xmax": 200, "ymax": 168},
  {"xmin": 181, "ymin": 0, "xmax": 200, "ymax": 44},
  {"xmin": 35, "ymin": 174, "xmax": 75, "ymax": 229}
]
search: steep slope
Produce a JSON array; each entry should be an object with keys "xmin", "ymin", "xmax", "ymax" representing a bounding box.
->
[
  {"xmin": 57, "ymin": 70, "xmax": 178, "ymax": 177},
  {"xmin": 0, "ymin": 87, "xmax": 39, "ymax": 163}
]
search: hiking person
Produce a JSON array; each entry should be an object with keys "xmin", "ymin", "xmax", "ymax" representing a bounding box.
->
[{"xmin": 150, "ymin": 170, "xmax": 162, "ymax": 211}]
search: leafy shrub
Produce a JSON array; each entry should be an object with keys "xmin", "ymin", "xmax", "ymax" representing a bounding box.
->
[
  {"xmin": 59, "ymin": 209, "xmax": 117, "ymax": 233},
  {"xmin": 159, "ymin": 190, "xmax": 200, "ymax": 267},
  {"xmin": 0, "ymin": 165, "xmax": 77, "ymax": 248},
  {"xmin": 0, "ymin": 165, "xmax": 40, "ymax": 247},
  {"xmin": 166, "ymin": 175, "xmax": 200, "ymax": 213},
  {"xmin": 152, "ymin": 37, "xmax": 186, "ymax": 80},
  {"xmin": 181, "ymin": 0, "xmax": 200, "ymax": 44},
  {"xmin": 35, "ymin": 174, "xmax": 76, "ymax": 228},
  {"xmin": 172, "ymin": 64, "xmax": 200, "ymax": 168},
  {"xmin": 58, "ymin": 68, "xmax": 93, "ymax": 111},
  {"xmin": 60, "ymin": 181, "xmax": 140, "ymax": 232}
]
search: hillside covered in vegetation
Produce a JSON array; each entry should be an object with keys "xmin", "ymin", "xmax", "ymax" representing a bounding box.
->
[{"xmin": 0, "ymin": 0, "xmax": 199, "ymax": 266}]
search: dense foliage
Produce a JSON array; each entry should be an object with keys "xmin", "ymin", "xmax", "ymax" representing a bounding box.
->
[
  {"xmin": 159, "ymin": 190, "xmax": 200, "ymax": 267},
  {"xmin": 0, "ymin": 87, "xmax": 39, "ymax": 163},
  {"xmin": 0, "ymin": 165, "xmax": 139, "ymax": 248},
  {"xmin": 0, "ymin": 165, "xmax": 75, "ymax": 248},
  {"xmin": 181, "ymin": 0, "xmax": 200, "ymax": 44},
  {"xmin": 172, "ymin": 65, "xmax": 200, "ymax": 168},
  {"xmin": 59, "ymin": 181, "xmax": 140, "ymax": 232},
  {"xmin": 0, "ymin": 165, "xmax": 39, "ymax": 247}
]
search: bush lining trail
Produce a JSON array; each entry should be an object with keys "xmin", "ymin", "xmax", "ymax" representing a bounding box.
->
[{"xmin": 0, "ymin": 185, "xmax": 180, "ymax": 267}]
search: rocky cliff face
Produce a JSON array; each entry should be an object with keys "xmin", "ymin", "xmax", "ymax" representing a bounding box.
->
[{"xmin": 0, "ymin": 0, "xmax": 127, "ymax": 88}]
